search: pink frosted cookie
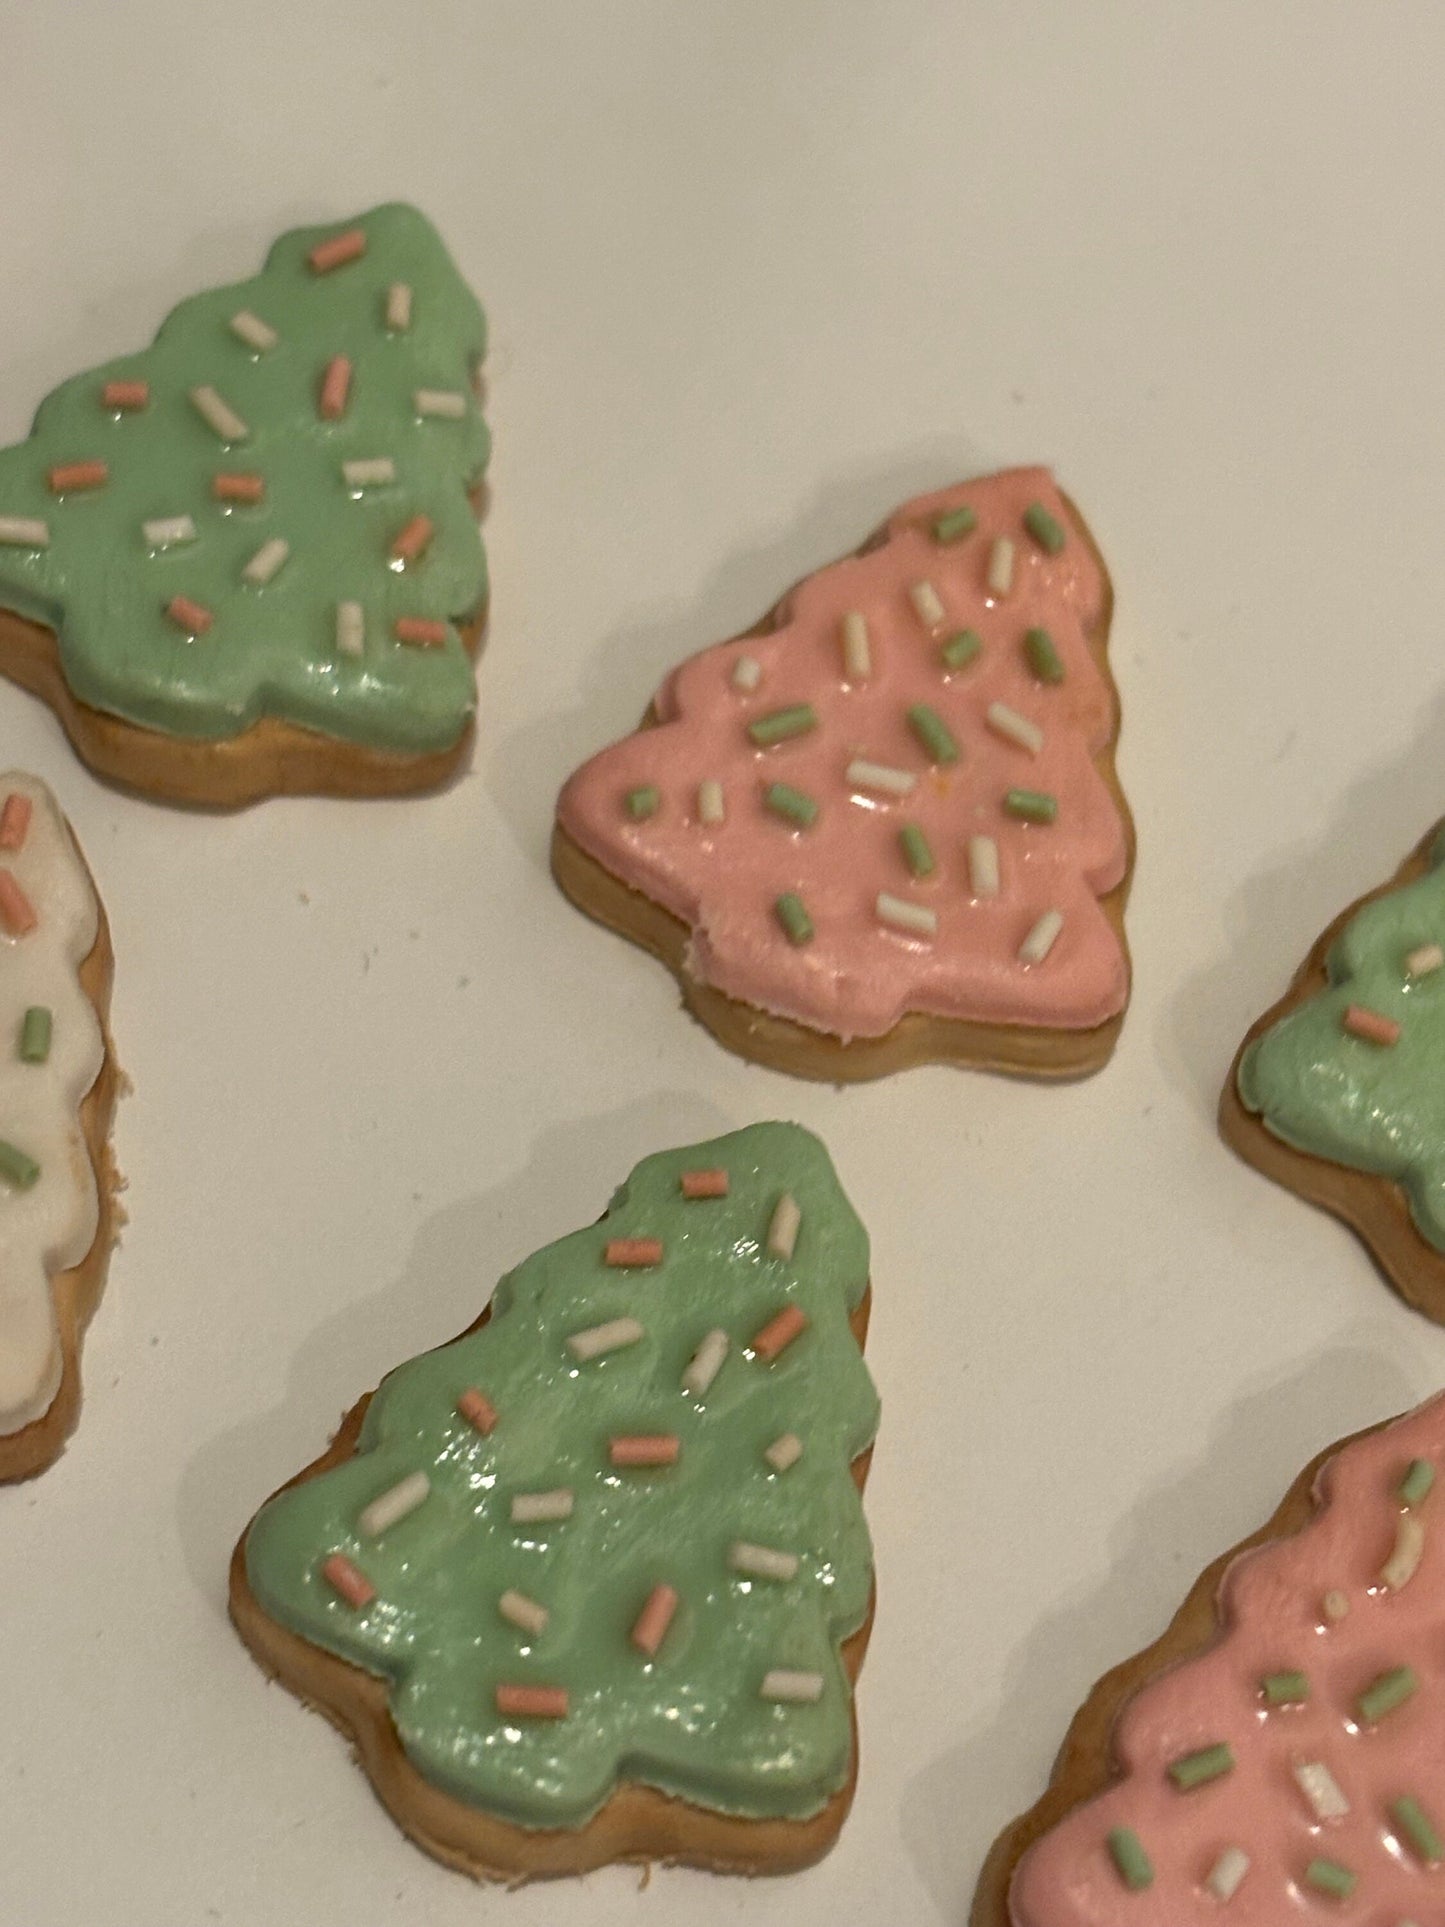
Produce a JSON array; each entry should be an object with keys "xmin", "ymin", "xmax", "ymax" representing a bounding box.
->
[
  {"xmin": 553, "ymin": 470, "xmax": 1133, "ymax": 1081},
  {"xmin": 973, "ymin": 1394, "xmax": 1445, "ymax": 1925}
]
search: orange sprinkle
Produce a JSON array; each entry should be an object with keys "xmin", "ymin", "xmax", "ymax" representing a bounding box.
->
[
  {"xmin": 0, "ymin": 870, "xmax": 37, "ymax": 937},
  {"xmin": 609, "ymin": 1434, "xmax": 680, "ymax": 1468},
  {"xmin": 394, "ymin": 617, "xmax": 449, "ymax": 647},
  {"xmin": 680, "ymin": 1169, "xmax": 729, "ymax": 1199},
  {"xmin": 751, "ymin": 1304, "xmax": 809, "ymax": 1362},
  {"xmin": 48, "ymin": 460, "xmax": 107, "ymax": 494},
  {"xmin": 390, "ymin": 513, "xmax": 435, "ymax": 565},
  {"xmin": 495, "ymin": 1683, "xmax": 568, "ymax": 1721},
  {"xmin": 318, "ymin": 354, "xmax": 352, "ymax": 421},
  {"xmin": 604, "ymin": 1237, "xmax": 663, "ymax": 1268},
  {"xmin": 1343, "ymin": 1004, "xmax": 1401, "ymax": 1047},
  {"xmin": 320, "ymin": 1553, "xmax": 375, "ymax": 1609},
  {"xmin": 212, "ymin": 471, "xmax": 265, "ymax": 504},
  {"xmin": 457, "ymin": 1387, "xmax": 498, "ymax": 1435},
  {"xmin": 165, "ymin": 595, "xmax": 214, "ymax": 637},
  {"xmin": 0, "ymin": 792, "xmax": 33, "ymax": 853},
  {"xmin": 102, "ymin": 380, "xmax": 149, "ymax": 411},
  {"xmin": 630, "ymin": 1584, "xmax": 679, "ymax": 1658},
  {"xmin": 309, "ymin": 227, "xmax": 367, "ymax": 273}
]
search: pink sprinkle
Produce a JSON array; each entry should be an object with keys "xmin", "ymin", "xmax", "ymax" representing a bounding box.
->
[
  {"xmin": 309, "ymin": 227, "xmax": 367, "ymax": 273},
  {"xmin": 0, "ymin": 871, "xmax": 38, "ymax": 936},
  {"xmin": 0, "ymin": 792, "xmax": 33, "ymax": 852},
  {"xmin": 394, "ymin": 617, "xmax": 449, "ymax": 647},
  {"xmin": 751, "ymin": 1305, "xmax": 809, "ymax": 1362},
  {"xmin": 457, "ymin": 1387, "xmax": 498, "ymax": 1435},
  {"xmin": 630, "ymin": 1584, "xmax": 679, "ymax": 1658},
  {"xmin": 1343, "ymin": 1004, "xmax": 1401, "ymax": 1047},
  {"xmin": 48, "ymin": 460, "xmax": 107, "ymax": 494},
  {"xmin": 212, "ymin": 471, "xmax": 265, "ymax": 504},
  {"xmin": 680, "ymin": 1169, "xmax": 729, "ymax": 1199},
  {"xmin": 102, "ymin": 380, "xmax": 149, "ymax": 411},
  {"xmin": 390, "ymin": 514, "xmax": 435, "ymax": 565},
  {"xmin": 609, "ymin": 1434, "xmax": 680, "ymax": 1468},
  {"xmin": 166, "ymin": 595, "xmax": 213, "ymax": 637},
  {"xmin": 318, "ymin": 355, "xmax": 353, "ymax": 421},
  {"xmin": 605, "ymin": 1238, "xmax": 663, "ymax": 1268},
  {"xmin": 321, "ymin": 1553, "xmax": 375, "ymax": 1609},
  {"xmin": 495, "ymin": 1683, "xmax": 568, "ymax": 1720}
]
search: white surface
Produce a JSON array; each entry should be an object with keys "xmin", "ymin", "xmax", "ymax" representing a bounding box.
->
[{"xmin": 5, "ymin": 5, "xmax": 1445, "ymax": 1922}]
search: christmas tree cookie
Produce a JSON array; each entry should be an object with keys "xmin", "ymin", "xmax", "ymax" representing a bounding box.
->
[
  {"xmin": 0, "ymin": 773, "xmax": 120, "ymax": 1481},
  {"xmin": 1222, "ymin": 822, "xmax": 1445, "ymax": 1322},
  {"xmin": 0, "ymin": 205, "xmax": 489, "ymax": 806},
  {"xmin": 230, "ymin": 1122, "xmax": 879, "ymax": 1880},
  {"xmin": 974, "ymin": 1392, "xmax": 1445, "ymax": 1926},
  {"xmin": 554, "ymin": 469, "xmax": 1133, "ymax": 1081}
]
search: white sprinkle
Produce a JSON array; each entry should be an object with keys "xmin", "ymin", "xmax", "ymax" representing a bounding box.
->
[
  {"xmin": 730, "ymin": 1542, "xmax": 801, "ymax": 1583},
  {"xmin": 969, "ymin": 835, "xmax": 1000, "ymax": 899},
  {"xmin": 767, "ymin": 1193, "xmax": 801, "ymax": 1260},
  {"xmin": 1380, "ymin": 1512, "xmax": 1426, "ymax": 1591},
  {"xmin": 242, "ymin": 536, "xmax": 290, "ymax": 586},
  {"xmin": 189, "ymin": 384, "xmax": 250, "ymax": 443},
  {"xmin": 511, "ymin": 1488, "xmax": 574, "ymax": 1525},
  {"xmin": 841, "ymin": 609, "xmax": 871, "ymax": 679},
  {"xmin": 0, "ymin": 516, "xmax": 49, "ymax": 550},
  {"xmin": 385, "ymin": 282, "xmax": 413, "ymax": 332},
  {"xmin": 1323, "ymin": 1588, "xmax": 1350, "ymax": 1622},
  {"xmin": 697, "ymin": 779, "xmax": 725, "ymax": 826},
  {"xmin": 682, "ymin": 1328, "xmax": 729, "ymax": 1396},
  {"xmin": 987, "ymin": 537, "xmax": 1015, "ymax": 596},
  {"xmin": 141, "ymin": 515, "xmax": 196, "ymax": 550},
  {"xmin": 731, "ymin": 654, "xmax": 762, "ymax": 692},
  {"xmin": 909, "ymin": 579, "xmax": 946, "ymax": 631},
  {"xmin": 357, "ymin": 1470, "xmax": 430, "ymax": 1538},
  {"xmin": 336, "ymin": 600, "xmax": 365, "ymax": 658},
  {"xmin": 1406, "ymin": 943, "xmax": 1444, "ymax": 978},
  {"xmin": 1019, "ymin": 909, "xmax": 1064, "ymax": 965},
  {"xmin": 986, "ymin": 701, "xmax": 1044, "ymax": 755},
  {"xmin": 414, "ymin": 388, "xmax": 467, "ymax": 420},
  {"xmin": 498, "ymin": 1589, "xmax": 549, "ymax": 1637},
  {"xmin": 1206, "ymin": 1847, "xmax": 1250, "ymax": 1902},
  {"xmin": 566, "ymin": 1316, "xmax": 644, "ymax": 1363},
  {"xmin": 229, "ymin": 309, "xmax": 278, "ymax": 352},
  {"xmin": 877, "ymin": 892, "xmax": 937, "ymax": 937},
  {"xmin": 1294, "ymin": 1760, "xmax": 1349, "ymax": 1821},
  {"xmin": 765, "ymin": 1433, "xmax": 803, "ymax": 1473},
  {"xmin": 342, "ymin": 457, "xmax": 396, "ymax": 489},
  {"xmin": 760, "ymin": 1668, "xmax": 824, "ymax": 1703},
  {"xmin": 846, "ymin": 758, "xmax": 916, "ymax": 797}
]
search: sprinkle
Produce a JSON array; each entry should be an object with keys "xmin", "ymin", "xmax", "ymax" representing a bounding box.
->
[
  {"xmin": 764, "ymin": 782, "xmax": 819, "ymax": 828},
  {"xmin": 987, "ymin": 537, "xmax": 1015, "ymax": 596},
  {"xmin": 1406, "ymin": 943, "xmax": 1444, "ymax": 977},
  {"xmin": 909, "ymin": 579, "xmax": 946, "ymax": 631},
  {"xmin": 142, "ymin": 515, "xmax": 197, "ymax": 549},
  {"xmin": 1023, "ymin": 627, "xmax": 1065, "ymax": 684},
  {"xmin": 682, "ymin": 1329, "xmax": 729, "ymax": 1396},
  {"xmin": 969, "ymin": 835, "xmax": 1001, "ymax": 898},
  {"xmin": 767, "ymin": 1193, "xmax": 801, "ymax": 1260},
  {"xmin": 309, "ymin": 227, "xmax": 367, "ymax": 273},
  {"xmin": 165, "ymin": 595, "xmax": 213, "ymax": 637},
  {"xmin": 48, "ymin": 460, "xmax": 107, "ymax": 494},
  {"xmin": 495, "ymin": 1684, "xmax": 567, "ymax": 1720},
  {"xmin": 357, "ymin": 1470, "xmax": 430, "ymax": 1538},
  {"xmin": 229, "ymin": 309, "xmax": 278, "ymax": 352},
  {"xmin": 906, "ymin": 703, "xmax": 959, "ymax": 766},
  {"xmin": 390, "ymin": 514, "xmax": 435, "ymax": 565},
  {"xmin": 19, "ymin": 1007, "xmax": 52, "ymax": 1064},
  {"xmin": 1399, "ymin": 1457, "xmax": 1435, "ymax": 1506},
  {"xmin": 680, "ymin": 1169, "xmax": 729, "ymax": 1199},
  {"xmin": 414, "ymin": 388, "xmax": 467, "ymax": 419},
  {"xmin": 986, "ymin": 702, "xmax": 1044, "ymax": 755},
  {"xmin": 841, "ymin": 610, "xmax": 872, "ymax": 679},
  {"xmin": 1381, "ymin": 1513, "xmax": 1426, "ymax": 1591},
  {"xmin": 625, "ymin": 786, "xmax": 660, "ymax": 821},
  {"xmin": 748, "ymin": 704, "xmax": 818, "ymax": 748},
  {"xmin": 760, "ymin": 1669, "xmax": 824, "ymax": 1703},
  {"xmin": 102, "ymin": 380, "xmax": 149, "ymax": 410},
  {"xmin": 1261, "ymin": 1670, "xmax": 1309, "ymax": 1705},
  {"xmin": 846, "ymin": 758, "xmax": 917, "ymax": 797},
  {"xmin": 1019, "ymin": 909, "xmax": 1065, "ymax": 965},
  {"xmin": 566, "ymin": 1317, "xmax": 644, "ymax": 1363},
  {"xmin": 0, "ymin": 517, "xmax": 50, "ymax": 549},
  {"xmin": 731, "ymin": 655, "xmax": 762, "ymax": 691},
  {"xmin": 1167, "ymin": 1743, "xmax": 1234, "ymax": 1790},
  {"xmin": 1342, "ymin": 1003, "xmax": 1400, "ymax": 1047},
  {"xmin": 1024, "ymin": 502, "xmax": 1067, "ymax": 554},
  {"xmin": 0, "ymin": 871, "xmax": 38, "ymax": 936},
  {"xmin": 0, "ymin": 793, "xmax": 32, "ymax": 851},
  {"xmin": 877, "ymin": 892, "xmax": 938, "ymax": 937},
  {"xmin": 697, "ymin": 778, "xmax": 725, "ymax": 825},
  {"xmin": 1303, "ymin": 1859, "xmax": 1356, "ymax": 1901},
  {"xmin": 751, "ymin": 1305, "xmax": 808, "ymax": 1361},
  {"xmin": 456, "ymin": 1387, "xmax": 497, "ymax": 1434},
  {"xmin": 320, "ymin": 1553, "xmax": 375, "ymax": 1609},
  {"xmin": 498, "ymin": 1590, "xmax": 548, "ymax": 1638},
  {"xmin": 1294, "ymin": 1760, "xmax": 1349, "ymax": 1820},
  {"xmin": 0, "ymin": 1140, "xmax": 40, "ymax": 1189},
  {"xmin": 212, "ymin": 472, "xmax": 264, "ymax": 504},
  {"xmin": 1392, "ymin": 1795, "xmax": 1444, "ymax": 1865},
  {"xmin": 729, "ymin": 1542, "xmax": 800, "ymax": 1583},
  {"xmin": 1322, "ymin": 1588, "xmax": 1350, "ymax": 1621},
  {"xmin": 1357, "ymin": 1665, "xmax": 1417, "ymax": 1724},
  {"xmin": 775, "ymin": 893, "xmax": 814, "ymax": 945},
  {"xmin": 899, "ymin": 823, "xmax": 935, "ymax": 879},
  {"xmin": 609, "ymin": 1434, "xmax": 680, "ymax": 1468},
  {"xmin": 242, "ymin": 537, "xmax": 290, "ymax": 586},
  {"xmin": 1004, "ymin": 787, "xmax": 1057, "ymax": 824},
  {"xmin": 604, "ymin": 1237, "xmax": 663, "ymax": 1267},
  {"xmin": 765, "ymin": 1433, "xmax": 803, "ymax": 1473},
  {"xmin": 941, "ymin": 630, "xmax": 983, "ymax": 671},
  {"xmin": 385, "ymin": 282, "xmax": 413, "ymax": 331},
  {"xmin": 511, "ymin": 1489, "xmax": 574, "ymax": 1525},
  {"xmin": 631, "ymin": 1584, "xmax": 679, "ymax": 1657},
  {"xmin": 1206, "ymin": 1848, "xmax": 1250, "ymax": 1902},
  {"xmin": 335, "ymin": 601, "xmax": 365, "ymax": 658},
  {"xmin": 1106, "ymin": 1828, "xmax": 1153, "ymax": 1892},
  {"xmin": 394, "ymin": 617, "xmax": 449, "ymax": 647},
  {"xmin": 933, "ymin": 504, "xmax": 978, "ymax": 544},
  {"xmin": 189, "ymin": 385, "xmax": 250, "ymax": 443},
  {"xmin": 318, "ymin": 355, "xmax": 353, "ymax": 420},
  {"xmin": 342, "ymin": 457, "xmax": 396, "ymax": 489}
]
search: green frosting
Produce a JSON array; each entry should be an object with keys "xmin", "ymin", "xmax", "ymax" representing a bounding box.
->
[
  {"xmin": 1239, "ymin": 827, "xmax": 1445, "ymax": 1250},
  {"xmin": 244, "ymin": 1122, "xmax": 879, "ymax": 1830},
  {"xmin": 0, "ymin": 205, "xmax": 487, "ymax": 753}
]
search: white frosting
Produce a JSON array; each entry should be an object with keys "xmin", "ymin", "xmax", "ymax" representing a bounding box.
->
[{"xmin": 0, "ymin": 774, "xmax": 103, "ymax": 1434}]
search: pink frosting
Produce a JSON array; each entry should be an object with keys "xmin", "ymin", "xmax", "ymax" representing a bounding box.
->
[
  {"xmin": 1009, "ymin": 1392, "xmax": 1445, "ymax": 1924},
  {"xmin": 556, "ymin": 469, "xmax": 1128, "ymax": 1039}
]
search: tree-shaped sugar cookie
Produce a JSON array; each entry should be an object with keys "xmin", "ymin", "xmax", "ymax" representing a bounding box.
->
[
  {"xmin": 0, "ymin": 204, "xmax": 488, "ymax": 806},
  {"xmin": 231, "ymin": 1122, "xmax": 879, "ymax": 1880}
]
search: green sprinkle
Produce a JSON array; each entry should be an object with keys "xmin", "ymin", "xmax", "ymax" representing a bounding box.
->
[
  {"xmin": 1023, "ymin": 501, "xmax": 1066, "ymax": 554},
  {"xmin": 1023, "ymin": 626, "xmax": 1065, "ymax": 684},
  {"xmin": 1105, "ymin": 1828, "xmax": 1153, "ymax": 1892},
  {"xmin": 747, "ymin": 704, "xmax": 818, "ymax": 748},
  {"xmin": 1004, "ymin": 787, "xmax": 1058, "ymax": 825},
  {"xmin": 1304, "ymin": 1858, "xmax": 1356, "ymax": 1901},
  {"xmin": 941, "ymin": 630, "xmax": 982, "ymax": 672},
  {"xmin": 774, "ymin": 893, "xmax": 814, "ymax": 946},
  {"xmin": 625, "ymin": 785, "xmax": 660, "ymax": 821},
  {"xmin": 764, "ymin": 783, "xmax": 819, "ymax": 829},
  {"xmin": 1356, "ymin": 1664, "xmax": 1417, "ymax": 1724},
  {"xmin": 1261, "ymin": 1669, "xmax": 1309, "ymax": 1706},
  {"xmin": 19, "ymin": 1006, "xmax": 52, "ymax": 1065},
  {"xmin": 898, "ymin": 823, "xmax": 935, "ymax": 879},
  {"xmin": 1166, "ymin": 1742, "xmax": 1234, "ymax": 1791},
  {"xmin": 932, "ymin": 505, "xmax": 978, "ymax": 544},
  {"xmin": 1391, "ymin": 1794, "xmax": 1444, "ymax": 1864},
  {"xmin": 1399, "ymin": 1457, "xmax": 1436, "ymax": 1507},
  {"xmin": 906, "ymin": 703, "xmax": 959, "ymax": 766},
  {"xmin": 0, "ymin": 1139, "xmax": 40, "ymax": 1191}
]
